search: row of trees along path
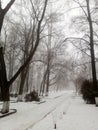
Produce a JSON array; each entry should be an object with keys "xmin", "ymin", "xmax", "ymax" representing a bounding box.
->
[{"xmin": 0, "ymin": 0, "xmax": 98, "ymax": 114}]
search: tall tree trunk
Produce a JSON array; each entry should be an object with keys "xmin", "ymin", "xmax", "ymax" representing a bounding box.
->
[
  {"xmin": 40, "ymin": 80, "xmax": 45, "ymax": 96},
  {"xmin": 0, "ymin": 12, "xmax": 4, "ymax": 34},
  {"xmin": 86, "ymin": 0, "xmax": 98, "ymax": 90},
  {"xmin": 40, "ymin": 68, "xmax": 48, "ymax": 96},
  {"xmin": 40, "ymin": 74, "xmax": 46, "ymax": 96},
  {"xmin": 46, "ymin": 64, "xmax": 50, "ymax": 96},
  {"xmin": 0, "ymin": 47, "xmax": 10, "ymax": 113},
  {"xmin": 25, "ymin": 68, "xmax": 29, "ymax": 93},
  {"xmin": 0, "ymin": 0, "xmax": 15, "ymax": 113},
  {"xmin": 8, "ymin": 50, "xmax": 14, "ymax": 92},
  {"xmin": 18, "ymin": 65, "xmax": 29, "ymax": 101}
]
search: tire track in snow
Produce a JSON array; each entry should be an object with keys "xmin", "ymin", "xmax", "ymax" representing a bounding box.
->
[{"xmin": 25, "ymin": 93, "xmax": 72, "ymax": 130}]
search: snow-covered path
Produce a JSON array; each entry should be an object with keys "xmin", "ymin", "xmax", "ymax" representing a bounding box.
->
[
  {"xmin": 32, "ymin": 96, "xmax": 98, "ymax": 130},
  {"xmin": 0, "ymin": 91, "xmax": 72, "ymax": 130}
]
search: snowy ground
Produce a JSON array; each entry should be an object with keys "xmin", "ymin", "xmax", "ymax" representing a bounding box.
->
[
  {"xmin": 0, "ymin": 90, "xmax": 72, "ymax": 130},
  {"xmin": 31, "ymin": 96, "xmax": 98, "ymax": 130},
  {"xmin": 0, "ymin": 91, "xmax": 98, "ymax": 130}
]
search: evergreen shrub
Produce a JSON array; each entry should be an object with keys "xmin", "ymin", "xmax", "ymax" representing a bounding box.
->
[
  {"xmin": 24, "ymin": 90, "xmax": 40, "ymax": 102},
  {"xmin": 80, "ymin": 79, "xmax": 98, "ymax": 104}
]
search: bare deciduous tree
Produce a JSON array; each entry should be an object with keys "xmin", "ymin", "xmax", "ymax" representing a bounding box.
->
[{"xmin": 0, "ymin": 0, "xmax": 48, "ymax": 113}]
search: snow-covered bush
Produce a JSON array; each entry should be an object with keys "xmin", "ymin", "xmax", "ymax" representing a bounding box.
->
[
  {"xmin": 80, "ymin": 79, "xmax": 98, "ymax": 104},
  {"xmin": 24, "ymin": 91, "xmax": 40, "ymax": 102}
]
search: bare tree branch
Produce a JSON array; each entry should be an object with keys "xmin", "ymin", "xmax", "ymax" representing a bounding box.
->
[
  {"xmin": 0, "ymin": 0, "xmax": 15, "ymax": 33},
  {"xmin": 3, "ymin": 0, "xmax": 15, "ymax": 14},
  {"xmin": 73, "ymin": 0, "xmax": 88, "ymax": 19},
  {"xmin": 8, "ymin": 0, "xmax": 48, "ymax": 86}
]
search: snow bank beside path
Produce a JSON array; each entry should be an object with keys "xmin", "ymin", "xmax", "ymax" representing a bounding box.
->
[{"xmin": 31, "ymin": 96, "xmax": 98, "ymax": 130}]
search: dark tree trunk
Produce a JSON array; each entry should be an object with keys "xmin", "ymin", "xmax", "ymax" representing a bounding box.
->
[
  {"xmin": 86, "ymin": 0, "xmax": 98, "ymax": 90},
  {"xmin": 0, "ymin": 12, "xmax": 4, "ymax": 34},
  {"xmin": 0, "ymin": 0, "xmax": 16, "ymax": 113},
  {"xmin": 40, "ymin": 80, "xmax": 44, "ymax": 96},
  {"xmin": 40, "ymin": 68, "xmax": 47, "ymax": 96},
  {"xmin": 40, "ymin": 75, "xmax": 46, "ymax": 96},
  {"xmin": 0, "ymin": 47, "xmax": 9, "ymax": 101},
  {"xmin": 18, "ymin": 65, "xmax": 29, "ymax": 101},
  {"xmin": 46, "ymin": 66, "xmax": 50, "ymax": 96},
  {"xmin": 25, "ymin": 68, "xmax": 29, "ymax": 93},
  {"xmin": 46, "ymin": 52, "xmax": 51, "ymax": 96},
  {"xmin": 19, "ymin": 70, "xmax": 26, "ymax": 95}
]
